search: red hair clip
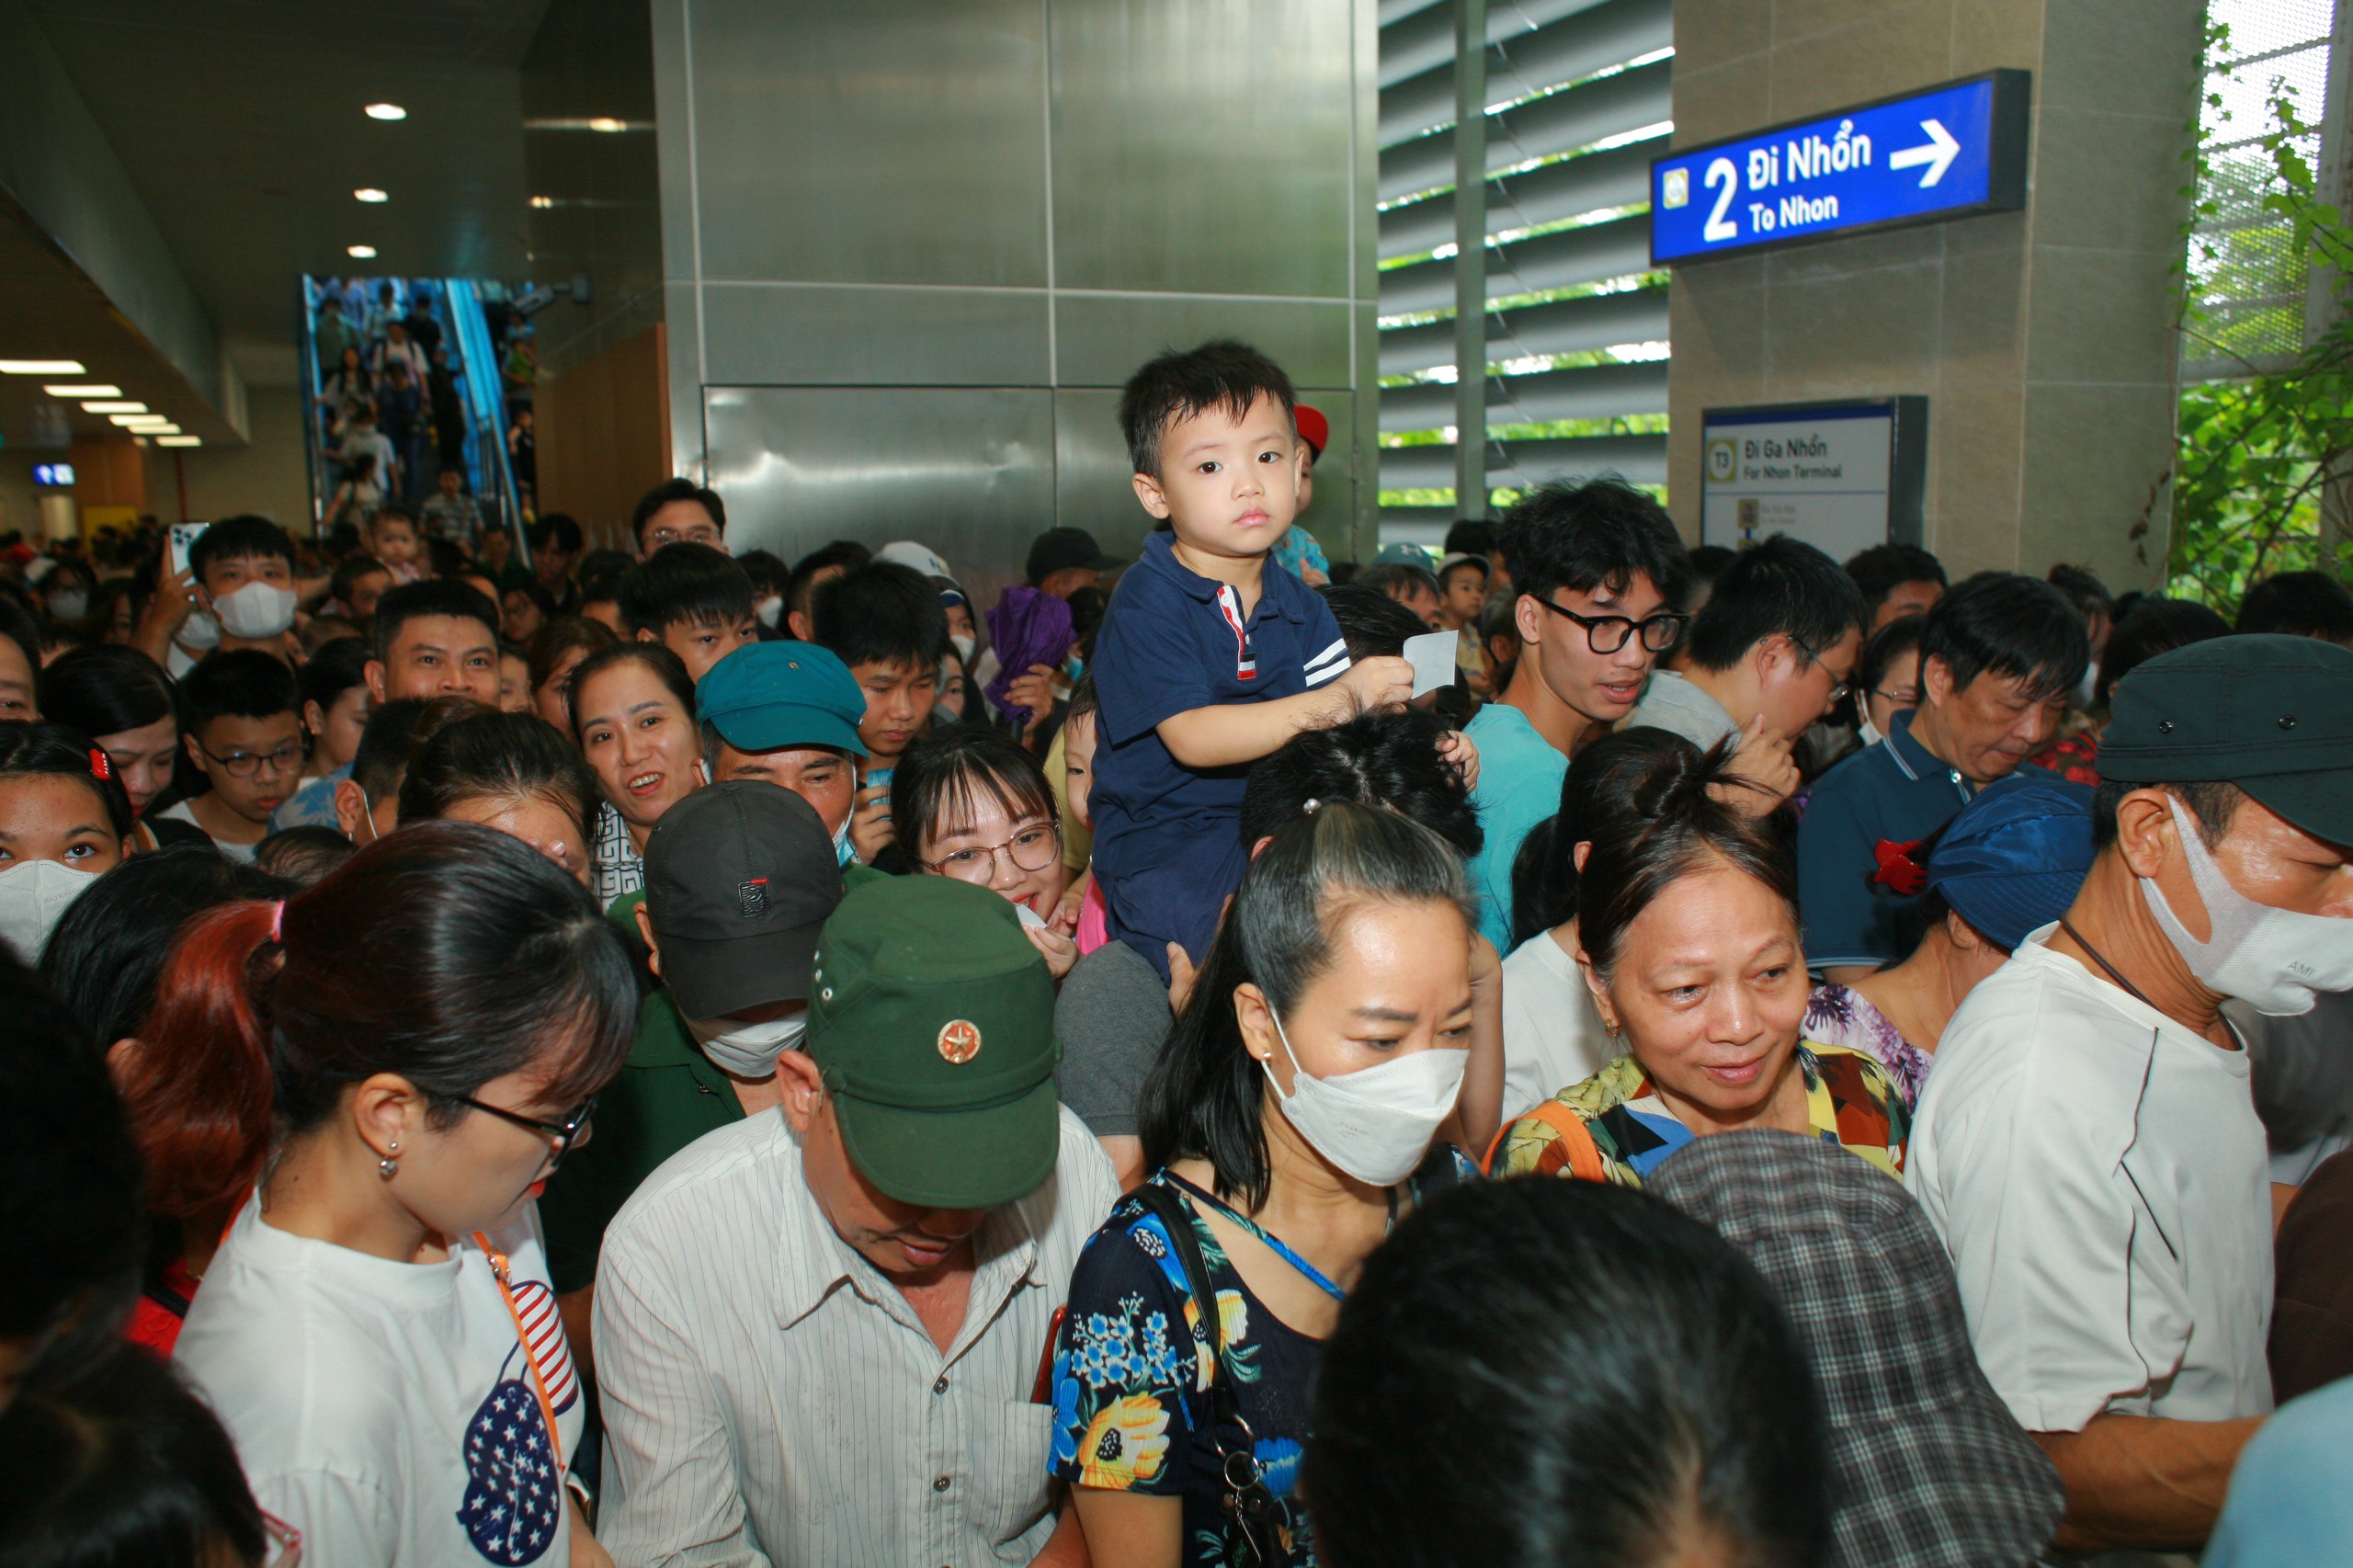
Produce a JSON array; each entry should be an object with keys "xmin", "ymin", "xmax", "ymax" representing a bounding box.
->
[
  {"xmin": 88, "ymin": 747, "xmax": 112, "ymax": 782},
  {"xmin": 1870, "ymin": 837, "xmax": 1927, "ymax": 896}
]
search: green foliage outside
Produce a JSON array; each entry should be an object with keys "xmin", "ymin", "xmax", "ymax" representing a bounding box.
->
[{"xmin": 2171, "ymin": 24, "xmax": 2353, "ymax": 608}]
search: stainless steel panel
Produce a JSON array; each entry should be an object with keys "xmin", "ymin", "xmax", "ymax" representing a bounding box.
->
[
  {"xmin": 705, "ymin": 387, "xmax": 1058, "ymax": 591},
  {"xmin": 1049, "ymin": 0, "xmax": 1356, "ymax": 298},
  {"xmin": 699, "ymin": 284, "xmax": 1051, "ymax": 387},
  {"xmin": 1055, "ymin": 386, "xmax": 1363, "ymax": 562},
  {"xmin": 1055, "ymin": 294, "xmax": 1356, "ymax": 390},
  {"xmin": 685, "ymin": 0, "xmax": 1049, "ymax": 287}
]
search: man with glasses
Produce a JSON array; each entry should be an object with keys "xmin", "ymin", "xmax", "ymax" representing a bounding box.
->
[
  {"xmin": 161, "ymin": 650, "xmax": 306, "ymax": 863},
  {"xmin": 1628, "ymin": 535, "xmax": 1866, "ymax": 812},
  {"xmin": 630, "ymin": 476, "xmax": 729, "ymax": 559},
  {"xmin": 1463, "ymin": 478, "xmax": 1693, "ymax": 949}
]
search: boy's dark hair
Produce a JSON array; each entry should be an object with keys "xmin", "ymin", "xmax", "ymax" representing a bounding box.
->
[
  {"xmin": 1438, "ymin": 555, "xmax": 1489, "ymax": 590},
  {"xmin": 1319, "ymin": 582, "xmax": 1429, "ymax": 661},
  {"xmin": 348, "ymin": 696, "xmax": 436, "ymax": 802},
  {"xmin": 503, "ymin": 578, "xmax": 560, "ymax": 621},
  {"xmin": 2237, "ymin": 569, "xmax": 2353, "ymax": 640},
  {"xmin": 177, "ymin": 649, "xmax": 299, "ymax": 731},
  {"xmin": 1119, "ymin": 338, "xmax": 1297, "ymax": 476},
  {"xmin": 786, "ymin": 540, "xmax": 872, "ymax": 619},
  {"xmin": 735, "ymin": 548, "xmax": 790, "ymax": 598},
  {"xmin": 1843, "ymin": 542, "xmax": 1948, "ymax": 614},
  {"xmin": 253, "ymin": 825, "xmax": 358, "ymax": 888},
  {"xmin": 298, "ymin": 636, "xmax": 372, "ymax": 713},
  {"xmin": 577, "ymin": 550, "xmax": 637, "ymax": 608},
  {"xmin": 1443, "ymin": 518, "xmax": 1498, "ymax": 558},
  {"xmin": 1356, "ymin": 562, "xmax": 1442, "ymax": 607},
  {"xmin": 630, "ymin": 477, "xmax": 727, "ymax": 548},
  {"xmin": 1067, "ymin": 672, "xmax": 1099, "ymax": 727},
  {"xmin": 618, "ymin": 542, "xmax": 757, "ymax": 635},
  {"xmin": 1242, "ymin": 709, "xmax": 1483, "ymax": 859},
  {"xmin": 528, "ymin": 512, "xmax": 585, "ymax": 556},
  {"xmin": 371, "ymin": 578, "xmax": 498, "ymax": 662},
  {"xmin": 1497, "ymin": 476, "xmax": 1691, "ymax": 609},
  {"xmin": 1917, "ymin": 571, "xmax": 2088, "ymax": 702},
  {"xmin": 188, "ymin": 515, "xmax": 295, "ymax": 581},
  {"xmin": 329, "ymin": 551, "xmax": 390, "ymax": 608},
  {"xmin": 2046, "ymin": 562, "xmax": 2114, "ymax": 622},
  {"xmin": 1684, "ymin": 536, "xmax": 1868, "ymax": 673},
  {"xmin": 2095, "ymin": 599, "xmax": 2230, "ymax": 709},
  {"xmin": 810, "ymin": 562, "xmax": 949, "ymax": 671}
]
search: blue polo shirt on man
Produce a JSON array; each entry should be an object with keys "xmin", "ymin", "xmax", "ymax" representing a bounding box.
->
[
  {"xmin": 1092, "ymin": 530, "xmax": 1350, "ymax": 978},
  {"xmin": 1796, "ymin": 707, "xmax": 1974, "ymax": 971}
]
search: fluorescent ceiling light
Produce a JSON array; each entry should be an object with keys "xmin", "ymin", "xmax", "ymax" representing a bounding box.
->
[
  {"xmin": 156, "ymin": 436, "xmax": 201, "ymax": 447},
  {"xmin": 355, "ymin": 187, "xmax": 388, "ymax": 203},
  {"xmin": 133, "ymin": 424, "xmax": 181, "ymax": 435},
  {"xmin": 529, "ymin": 195, "xmax": 555, "ymax": 209},
  {"xmin": 347, "ymin": 244, "xmax": 378, "ymax": 258},
  {"xmin": 84, "ymin": 401, "xmax": 147, "ymax": 414},
  {"xmin": 44, "ymin": 384, "xmax": 119, "ymax": 397},
  {"xmin": 589, "ymin": 117, "xmax": 626, "ymax": 132},
  {"xmin": 0, "ymin": 360, "xmax": 85, "ymax": 375},
  {"xmin": 365, "ymin": 103, "xmax": 405, "ymax": 120},
  {"xmin": 109, "ymin": 413, "xmax": 164, "ymax": 426}
]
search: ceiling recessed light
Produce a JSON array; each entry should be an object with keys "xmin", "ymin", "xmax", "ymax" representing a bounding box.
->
[
  {"xmin": 134, "ymin": 423, "xmax": 181, "ymax": 435},
  {"xmin": 529, "ymin": 195, "xmax": 555, "ymax": 209},
  {"xmin": 365, "ymin": 103, "xmax": 405, "ymax": 120},
  {"xmin": 84, "ymin": 402, "xmax": 147, "ymax": 414},
  {"xmin": 44, "ymin": 384, "xmax": 119, "ymax": 397},
  {"xmin": 588, "ymin": 117, "xmax": 626, "ymax": 132},
  {"xmin": 109, "ymin": 413, "xmax": 158, "ymax": 426},
  {"xmin": 347, "ymin": 244, "xmax": 378, "ymax": 258},
  {"xmin": 0, "ymin": 360, "xmax": 85, "ymax": 375},
  {"xmin": 355, "ymin": 187, "xmax": 388, "ymax": 203},
  {"xmin": 156, "ymin": 436, "xmax": 201, "ymax": 447}
]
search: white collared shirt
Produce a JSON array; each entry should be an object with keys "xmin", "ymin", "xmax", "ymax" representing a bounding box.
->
[
  {"xmin": 1908, "ymin": 926, "xmax": 2274, "ymax": 1431},
  {"xmin": 594, "ymin": 1105, "xmax": 1120, "ymax": 1567}
]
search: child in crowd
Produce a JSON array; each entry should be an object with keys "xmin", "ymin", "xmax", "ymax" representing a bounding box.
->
[
  {"xmin": 189, "ymin": 516, "xmax": 303, "ymax": 660},
  {"xmin": 162, "ymin": 651, "xmax": 305, "ymax": 863},
  {"xmin": 328, "ymin": 551, "xmax": 392, "ymax": 627},
  {"xmin": 1437, "ymin": 551, "xmax": 1492, "ymax": 693},
  {"xmin": 529, "ymin": 615, "xmax": 620, "ymax": 731},
  {"xmin": 808, "ymin": 560, "xmax": 949, "ymax": 863},
  {"xmin": 1089, "ymin": 339, "xmax": 1422, "ymax": 978},
  {"xmin": 0, "ymin": 722, "xmax": 137, "ymax": 963},
  {"xmin": 271, "ymin": 636, "xmax": 373, "ymax": 831},
  {"xmin": 619, "ymin": 542, "xmax": 760, "ymax": 682},
  {"xmin": 363, "ymin": 506, "xmax": 427, "ymax": 584},
  {"xmin": 332, "ymin": 696, "xmax": 444, "ymax": 847},
  {"xmin": 892, "ymin": 727, "xmax": 1078, "ymax": 978}
]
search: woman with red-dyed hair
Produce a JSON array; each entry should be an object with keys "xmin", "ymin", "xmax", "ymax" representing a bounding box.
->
[{"xmin": 168, "ymin": 820, "xmax": 636, "ymax": 1567}]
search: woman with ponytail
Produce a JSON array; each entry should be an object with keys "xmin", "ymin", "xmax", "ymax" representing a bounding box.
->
[
  {"xmin": 172, "ymin": 821, "xmax": 636, "ymax": 1567},
  {"xmin": 1051, "ymin": 802, "xmax": 1481, "ymax": 1568},
  {"xmin": 1492, "ymin": 734, "xmax": 1906, "ymax": 1187}
]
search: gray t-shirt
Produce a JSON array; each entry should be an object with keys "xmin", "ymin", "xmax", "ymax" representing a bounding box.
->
[
  {"xmin": 1053, "ymin": 940, "xmax": 1173, "ymax": 1138},
  {"xmin": 1624, "ymin": 669, "xmax": 1740, "ymax": 752}
]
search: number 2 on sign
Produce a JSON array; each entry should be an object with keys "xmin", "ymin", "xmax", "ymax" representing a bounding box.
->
[{"xmin": 1702, "ymin": 157, "xmax": 1739, "ymax": 242}]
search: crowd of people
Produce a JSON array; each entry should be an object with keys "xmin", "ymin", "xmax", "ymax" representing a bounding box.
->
[{"xmin": 0, "ymin": 335, "xmax": 2350, "ymax": 1568}]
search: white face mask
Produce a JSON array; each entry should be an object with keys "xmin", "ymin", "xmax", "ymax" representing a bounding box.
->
[
  {"xmin": 1857, "ymin": 712, "xmax": 1883, "ymax": 749},
  {"xmin": 683, "ymin": 1005, "xmax": 807, "ymax": 1079},
  {"xmin": 950, "ymin": 632, "xmax": 977, "ymax": 665},
  {"xmin": 48, "ymin": 590, "xmax": 88, "ymax": 621},
  {"xmin": 2141, "ymin": 796, "xmax": 2353, "ymax": 1016},
  {"xmin": 756, "ymin": 596, "xmax": 783, "ymax": 629},
  {"xmin": 0, "ymin": 858, "xmax": 101, "ymax": 964},
  {"xmin": 214, "ymin": 581, "xmax": 301, "ymax": 640},
  {"xmin": 1259, "ymin": 1003, "xmax": 1465, "ymax": 1187},
  {"xmin": 177, "ymin": 608, "xmax": 222, "ymax": 651}
]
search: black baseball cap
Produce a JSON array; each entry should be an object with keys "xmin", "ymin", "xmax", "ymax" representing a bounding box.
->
[
  {"xmin": 2102, "ymin": 633, "xmax": 2353, "ymax": 846},
  {"xmin": 1025, "ymin": 527, "xmax": 1120, "ymax": 585},
  {"xmin": 642, "ymin": 781, "xmax": 847, "ymax": 1018}
]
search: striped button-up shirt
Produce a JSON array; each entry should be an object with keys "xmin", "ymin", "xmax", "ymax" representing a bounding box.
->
[{"xmin": 594, "ymin": 1105, "xmax": 1120, "ymax": 1566}]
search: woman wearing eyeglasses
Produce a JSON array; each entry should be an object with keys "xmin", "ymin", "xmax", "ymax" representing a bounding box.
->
[
  {"xmin": 892, "ymin": 727, "xmax": 1080, "ymax": 979},
  {"xmin": 173, "ymin": 822, "xmax": 637, "ymax": 1568}
]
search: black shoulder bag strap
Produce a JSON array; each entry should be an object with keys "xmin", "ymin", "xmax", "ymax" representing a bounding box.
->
[{"xmin": 1130, "ymin": 1181, "xmax": 1286, "ymax": 1566}]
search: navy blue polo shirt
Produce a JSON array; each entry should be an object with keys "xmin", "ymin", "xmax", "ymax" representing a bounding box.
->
[
  {"xmin": 1796, "ymin": 707, "xmax": 1976, "ymax": 971},
  {"xmin": 1092, "ymin": 531, "xmax": 1349, "ymax": 973}
]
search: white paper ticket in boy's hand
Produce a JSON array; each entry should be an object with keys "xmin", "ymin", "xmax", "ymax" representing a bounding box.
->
[{"xmin": 1404, "ymin": 631, "xmax": 1457, "ymax": 699}]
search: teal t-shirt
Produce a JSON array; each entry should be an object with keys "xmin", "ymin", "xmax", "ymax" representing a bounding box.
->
[
  {"xmin": 1463, "ymin": 701, "xmax": 1568, "ymax": 951},
  {"xmin": 2204, "ymin": 1378, "xmax": 2353, "ymax": 1567}
]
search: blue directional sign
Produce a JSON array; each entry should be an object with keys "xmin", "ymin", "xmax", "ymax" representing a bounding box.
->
[{"xmin": 1651, "ymin": 71, "xmax": 2030, "ymax": 264}]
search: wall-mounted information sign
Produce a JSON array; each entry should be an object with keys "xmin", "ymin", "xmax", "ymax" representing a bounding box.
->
[
  {"xmin": 1651, "ymin": 72, "xmax": 2029, "ymax": 264},
  {"xmin": 1701, "ymin": 399, "xmax": 1927, "ymax": 562},
  {"xmin": 31, "ymin": 462, "xmax": 74, "ymax": 487}
]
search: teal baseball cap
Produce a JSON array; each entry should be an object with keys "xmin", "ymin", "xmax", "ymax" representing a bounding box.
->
[{"xmin": 697, "ymin": 640, "xmax": 870, "ymax": 757}]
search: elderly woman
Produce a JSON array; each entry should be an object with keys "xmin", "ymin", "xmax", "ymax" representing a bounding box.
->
[{"xmin": 1493, "ymin": 734, "xmax": 1906, "ymax": 1186}]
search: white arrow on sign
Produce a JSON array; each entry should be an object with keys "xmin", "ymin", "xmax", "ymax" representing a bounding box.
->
[{"xmin": 1889, "ymin": 119, "xmax": 1961, "ymax": 187}]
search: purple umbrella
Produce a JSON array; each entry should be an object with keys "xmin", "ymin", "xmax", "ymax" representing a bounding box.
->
[{"xmin": 984, "ymin": 585, "xmax": 1074, "ymax": 727}]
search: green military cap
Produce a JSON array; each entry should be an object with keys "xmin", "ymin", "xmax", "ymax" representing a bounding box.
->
[
  {"xmin": 2102, "ymin": 633, "xmax": 2353, "ymax": 846},
  {"xmin": 806, "ymin": 876, "xmax": 1063, "ymax": 1210}
]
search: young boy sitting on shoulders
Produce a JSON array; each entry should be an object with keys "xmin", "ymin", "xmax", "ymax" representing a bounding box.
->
[{"xmin": 1091, "ymin": 339, "xmax": 1465, "ymax": 979}]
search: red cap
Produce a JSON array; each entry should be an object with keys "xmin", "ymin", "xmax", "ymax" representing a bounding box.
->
[{"xmin": 1294, "ymin": 403, "xmax": 1328, "ymax": 460}]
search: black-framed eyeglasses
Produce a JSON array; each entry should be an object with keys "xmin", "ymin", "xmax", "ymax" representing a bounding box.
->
[
  {"xmin": 451, "ymin": 1093, "xmax": 597, "ymax": 1172},
  {"xmin": 922, "ymin": 822, "xmax": 1062, "ymax": 883},
  {"xmin": 1870, "ymin": 685, "xmax": 1921, "ymax": 707},
  {"xmin": 196, "ymin": 738, "xmax": 307, "ymax": 778},
  {"xmin": 1531, "ymin": 597, "xmax": 1688, "ymax": 653}
]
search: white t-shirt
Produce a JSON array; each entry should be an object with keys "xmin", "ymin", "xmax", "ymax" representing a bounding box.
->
[
  {"xmin": 1500, "ymin": 927, "xmax": 1612, "ymax": 1123},
  {"xmin": 1907, "ymin": 926, "xmax": 2274, "ymax": 1432},
  {"xmin": 157, "ymin": 799, "xmax": 258, "ymax": 864},
  {"xmin": 176, "ymin": 1196, "xmax": 584, "ymax": 1567}
]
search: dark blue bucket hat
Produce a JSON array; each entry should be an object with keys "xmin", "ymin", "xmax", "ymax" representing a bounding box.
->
[{"xmin": 1923, "ymin": 769, "xmax": 2096, "ymax": 950}]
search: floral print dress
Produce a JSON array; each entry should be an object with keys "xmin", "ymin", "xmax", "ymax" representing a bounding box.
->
[
  {"xmin": 1802, "ymin": 982, "xmax": 1932, "ymax": 1108},
  {"xmin": 1050, "ymin": 1157, "xmax": 1472, "ymax": 1567}
]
